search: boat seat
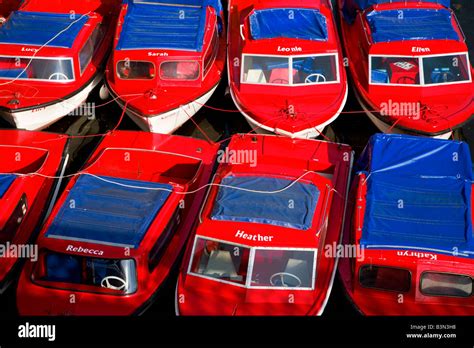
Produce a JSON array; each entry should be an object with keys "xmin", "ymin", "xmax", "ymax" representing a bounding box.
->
[
  {"xmin": 431, "ymin": 67, "xmax": 454, "ymax": 84},
  {"xmin": 246, "ymin": 69, "xmax": 267, "ymax": 83},
  {"xmin": 284, "ymin": 258, "xmax": 310, "ymax": 287},
  {"xmin": 371, "ymin": 69, "xmax": 389, "ymax": 84},
  {"xmin": 269, "ymin": 68, "xmax": 290, "ymax": 84},
  {"xmin": 203, "ymin": 250, "xmax": 241, "ymax": 280}
]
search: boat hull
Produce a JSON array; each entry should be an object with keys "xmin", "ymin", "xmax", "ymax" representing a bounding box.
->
[{"xmin": 0, "ymin": 73, "xmax": 103, "ymax": 131}]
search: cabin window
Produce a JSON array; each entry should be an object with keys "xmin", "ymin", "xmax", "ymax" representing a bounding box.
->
[
  {"xmin": 242, "ymin": 54, "xmax": 339, "ymax": 85},
  {"xmin": 0, "ymin": 56, "xmax": 74, "ymax": 81},
  {"xmin": 249, "ymin": 249, "xmax": 316, "ymax": 289},
  {"xmin": 292, "ymin": 55, "xmax": 338, "ymax": 84},
  {"xmin": 79, "ymin": 25, "xmax": 104, "ymax": 75},
  {"xmin": 148, "ymin": 209, "xmax": 180, "ymax": 271},
  {"xmin": 190, "ymin": 237, "xmax": 250, "ymax": 285},
  {"xmin": 422, "ymin": 54, "xmax": 471, "ymax": 85},
  {"xmin": 0, "ymin": 194, "xmax": 27, "ymax": 244},
  {"xmin": 117, "ymin": 60, "xmax": 155, "ymax": 80},
  {"xmin": 160, "ymin": 61, "xmax": 200, "ymax": 81},
  {"xmin": 370, "ymin": 56, "xmax": 421, "ymax": 85},
  {"xmin": 35, "ymin": 252, "xmax": 138, "ymax": 295},
  {"xmin": 420, "ymin": 272, "xmax": 473, "ymax": 298},
  {"xmin": 359, "ymin": 265, "xmax": 411, "ymax": 292},
  {"xmin": 203, "ymin": 25, "xmax": 219, "ymax": 77},
  {"xmin": 242, "ymin": 55, "xmax": 290, "ymax": 85}
]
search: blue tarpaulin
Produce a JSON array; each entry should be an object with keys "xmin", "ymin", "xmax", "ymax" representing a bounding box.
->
[
  {"xmin": 117, "ymin": 0, "xmax": 223, "ymax": 51},
  {"xmin": 367, "ymin": 9, "xmax": 459, "ymax": 43},
  {"xmin": 0, "ymin": 11, "xmax": 89, "ymax": 48},
  {"xmin": 211, "ymin": 176, "xmax": 320, "ymax": 230},
  {"xmin": 357, "ymin": 134, "xmax": 474, "ymax": 257},
  {"xmin": 0, "ymin": 174, "xmax": 16, "ymax": 198},
  {"xmin": 250, "ymin": 8, "xmax": 328, "ymax": 41},
  {"xmin": 46, "ymin": 175, "xmax": 172, "ymax": 248},
  {"xmin": 342, "ymin": 0, "xmax": 451, "ymax": 22}
]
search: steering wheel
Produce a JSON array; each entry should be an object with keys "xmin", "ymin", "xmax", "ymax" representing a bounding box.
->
[
  {"xmin": 49, "ymin": 72, "xmax": 69, "ymax": 81},
  {"xmin": 270, "ymin": 272, "xmax": 302, "ymax": 287},
  {"xmin": 305, "ymin": 73, "xmax": 327, "ymax": 83},
  {"xmin": 101, "ymin": 276, "xmax": 128, "ymax": 291},
  {"xmin": 270, "ymin": 78, "xmax": 289, "ymax": 84},
  {"xmin": 396, "ymin": 76, "xmax": 416, "ymax": 84}
]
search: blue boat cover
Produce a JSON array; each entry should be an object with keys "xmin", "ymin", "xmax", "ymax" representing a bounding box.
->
[
  {"xmin": 117, "ymin": 0, "xmax": 223, "ymax": 51},
  {"xmin": 342, "ymin": 0, "xmax": 451, "ymax": 22},
  {"xmin": 249, "ymin": 9, "xmax": 328, "ymax": 41},
  {"xmin": 357, "ymin": 134, "xmax": 474, "ymax": 257},
  {"xmin": 211, "ymin": 176, "xmax": 320, "ymax": 230},
  {"xmin": 367, "ymin": 9, "xmax": 459, "ymax": 43},
  {"xmin": 0, "ymin": 11, "xmax": 89, "ymax": 48},
  {"xmin": 0, "ymin": 174, "xmax": 16, "ymax": 198},
  {"xmin": 45, "ymin": 175, "xmax": 172, "ymax": 248}
]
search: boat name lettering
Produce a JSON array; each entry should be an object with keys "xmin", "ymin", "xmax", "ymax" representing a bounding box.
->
[
  {"xmin": 235, "ymin": 230, "xmax": 274, "ymax": 242},
  {"xmin": 21, "ymin": 47, "xmax": 39, "ymax": 53},
  {"xmin": 277, "ymin": 46, "xmax": 302, "ymax": 53},
  {"xmin": 411, "ymin": 47, "xmax": 431, "ymax": 53},
  {"xmin": 148, "ymin": 52, "xmax": 169, "ymax": 57},
  {"xmin": 66, "ymin": 245, "xmax": 104, "ymax": 256},
  {"xmin": 397, "ymin": 250, "xmax": 437, "ymax": 260}
]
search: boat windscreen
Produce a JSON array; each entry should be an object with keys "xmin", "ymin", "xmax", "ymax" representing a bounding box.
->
[
  {"xmin": 211, "ymin": 176, "xmax": 319, "ymax": 230},
  {"xmin": 0, "ymin": 11, "xmax": 89, "ymax": 48},
  {"xmin": 45, "ymin": 175, "xmax": 172, "ymax": 248},
  {"xmin": 249, "ymin": 8, "xmax": 328, "ymax": 41},
  {"xmin": 366, "ymin": 9, "xmax": 459, "ymax": 43},
  {"xmin": 0, "ymin": 174, "xmax": 16, "ymax": 198}
]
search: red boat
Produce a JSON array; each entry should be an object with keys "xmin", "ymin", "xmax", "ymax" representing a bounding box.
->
[
  {"xmin": 228, "ymin": 0, "xmax": 348, "ymax": 139},
  {"xmin": 339, "ymin": 0, "xmax": 473, "ymax": 139},
  {"xmin": 176, "ymin": 134, "xmax": 353, "ymax": 315},
  {"xmin": 105, "ymin": 0, "xmax": 226, "ymax": 134},
  {"xmin": 0, "ymin": 0, "xmax": 119, "ymax": 130},
  {"xmin": 340, "ymin": 134, "xmax": 474, "ymax": 315},
  {"xmin": 0, "ymin": 130, "xmax": 68, "ymax": 293},
  {"xmin": 16, "ymin": 130, "xmax": 219, "ymax": 315}
]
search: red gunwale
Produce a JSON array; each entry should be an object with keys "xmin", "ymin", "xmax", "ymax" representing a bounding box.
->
[
  {"xmin": 16, "ymin": 130, "xmax": 219, "ymax": 316},
  {"xmin": 228, "ymin": 0, "xmax": 348, "ymax": 137},
  {"xmin": 0, "ymin": 0, "xmax": 119, "ymax": 113},
  {"xmin": 177, "ymin": 134, "xmax": 353, "ymax": 316},
  {"xmin": 105, "ymin": 2, "xmax": 226, "ymax": 118},
  {"xmin": 338, "ymin": 1, "xmax": 474, "ymax": 136},
  {"xmin": 339, "ymin": 174, "xmax": 474, "ymax": 316},
  {"xmin": 0, "ymin": 130, "xmax": 67, "ymax": 291}
]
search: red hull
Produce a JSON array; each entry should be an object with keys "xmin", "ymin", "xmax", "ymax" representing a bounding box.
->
[
  {"xmin": 177, "ymin": 134, "xmax": 353, "ymax": 316},
  {"xmin": 16, "ymin": 131, "xmax": 219, "ymax": 316},
  {"xmin": 0, "ymin": 130, "xmax": 67, "ymax": 292}
]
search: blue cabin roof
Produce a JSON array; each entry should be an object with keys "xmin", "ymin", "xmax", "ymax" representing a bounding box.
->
[
  {"xmin": 357, "ymin": 134, "xmax": 474, "ymax": 258},
  {"xmin": 211, "ymin": 175, "xmax": 320, "ymax": 230},
  {"xmin": 249, "ymin": 8, "xmax": 328, "ymax": 41},
  {"xmin": 342, "ymin": 0, "xmax": 451, "ymax": 22},
  {"xmin": 367, "ymin": 8, "xmax": 459, "ymax": 43},
  {"xmin": 45, "ymin": 175, "xmax": 173, "ymax": 248},
  {"xmin": 0, "ymin": 11, "xmax": 89, "ymax": 48},
  {"xmin": 116, "ymin": 0, "xmax": 223, "ymax": 52},
  {"xmin": 0, "ymin": 174, "xmax": 16, "ymax": 198}
]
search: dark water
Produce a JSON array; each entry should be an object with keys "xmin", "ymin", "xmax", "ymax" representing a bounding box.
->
[{"xmin": 0, "ymin": 1, "xmax": 472, "ymax": 318}]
